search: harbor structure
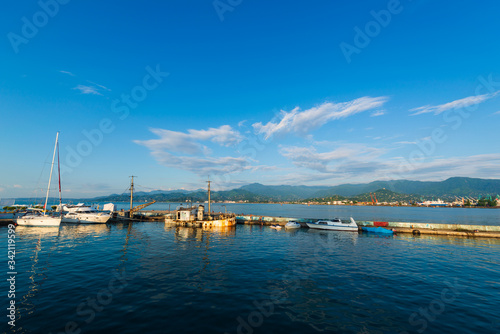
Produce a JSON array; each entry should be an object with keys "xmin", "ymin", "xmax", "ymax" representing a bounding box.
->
[{"xmin": 165, "ymin": 180, "xmax": 236, "ymax": 227}]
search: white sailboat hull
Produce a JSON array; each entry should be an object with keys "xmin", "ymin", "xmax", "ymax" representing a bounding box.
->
[{"xmin": 17, "ymin": 216, "xmax": 61, "ymax": 227}]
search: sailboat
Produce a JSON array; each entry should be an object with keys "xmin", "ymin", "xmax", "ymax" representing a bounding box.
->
[{"xmin": 17, "ymin": 132, "xmax": 62, "ymax": 227}]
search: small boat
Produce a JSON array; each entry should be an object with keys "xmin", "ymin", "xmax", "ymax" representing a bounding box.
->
[
  {"xmin": 270, "ymin": 224, "xmax": 282, "ymax": 229},
  {"xmin": 306, "ymin": 217, "xmax": 358, "ymax": 232},
  {"xmin": 361, "ymin": 226, "xmax": 394, "ymax": 235},
  {"xmin": 285, "ymin": 221, "xmax": 301, "ymax": 229}
]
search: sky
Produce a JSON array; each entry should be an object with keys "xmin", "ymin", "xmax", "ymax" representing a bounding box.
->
[{"xmin": 1, "ymin": 0, "xmax": 500, "ymax": 198}]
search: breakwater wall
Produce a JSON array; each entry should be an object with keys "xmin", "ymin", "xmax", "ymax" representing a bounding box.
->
[{"xmin": 235, "ymin": 215, "xmax": 500, "ymax": 238}]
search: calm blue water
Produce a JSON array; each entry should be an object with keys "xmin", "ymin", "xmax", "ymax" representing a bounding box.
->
[
  {"xmin": 14, "ymin": 201, "xmax": 500, "ymax": 226},
  {"xmin": 2, "ymin": 217, "xmax": 500, "ymax": 333},
  {"xmin": 107, "ymin": 202, "xmax": 500, "ymax": 226}
]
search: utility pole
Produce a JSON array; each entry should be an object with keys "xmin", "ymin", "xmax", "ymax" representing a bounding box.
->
[{"xmin": 129, "ymin": 175, "xmax": 137, "ymax": 215}]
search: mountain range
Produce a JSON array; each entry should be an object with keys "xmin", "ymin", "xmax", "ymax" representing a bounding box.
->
[{"xmin": 86, "ymin": 177, "xmax": 500, "ymax": 203}]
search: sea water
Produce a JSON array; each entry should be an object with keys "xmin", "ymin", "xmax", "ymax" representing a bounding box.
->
[{"xmin": 1, "ymin": 211, "xmax": 499, "ymax": 333}]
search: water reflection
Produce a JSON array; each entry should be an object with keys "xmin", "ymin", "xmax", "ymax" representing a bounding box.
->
[
  {"xmin": 15, "ymin": 227, "xmax": 59, "ymax": 333},
  {"xmin": 58, "ymin": 223, "xmax": 111, "ymax": 238},
  {"xmin": 15, "ymin": 226, "xmax": 60, "ymax": 238},
  {"xmin": 306, "ymin": 228, "xmax": 358, "ymax": 245},
  {"xmin": 395, "ymin": 231, "xmax": 500, "ymax": 246},
  {"xmin": 166, "ymin": 225, "xmax": 236, "ymax": 242}
]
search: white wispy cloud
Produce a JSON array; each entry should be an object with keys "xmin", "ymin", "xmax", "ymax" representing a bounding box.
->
[
  {"xmin": 151, "ymin": 151, "xmax": 251, "ymax": 176},
  {"xmin": 370, "ymin": 110, "xmax": 385, "ymax": 117},
  {"xmin": 59, "ymin": 70, "xmax": 75, "ymax": 76},
  {"xmin": 410, "ymin": 91, "xmax": 500, "ymax": 116},
  {"xmin": 280, "ymin": 144, "xmax": 385, "ymax": 174},
  {"xmin": 279, "ymin": 148, "xmax": 500, "ymax": 185},
  {"xmin": 389, "ymin": 154, "xmax": 500, "ymax": 180},
  {"xmin": 493, "ymin": 111, "xmax": 500, "ymax": 115},
  {"xmin": 135, "ymin": 125, "xmax": 243, "ymax": 156},
  {"xmin": 87, "ymin": 80, "xmax": 111, "ymax": 92},
  {"xmin": 252, "ymin": 96, "xmax": 389, "ymax": 140},
  {"xmin": 73, "ymin": 85, "xmax": 102, "ymax": 95},
  {"xmin": 135, "ymin": 125, "xmax": 249, "ymax": 176}
]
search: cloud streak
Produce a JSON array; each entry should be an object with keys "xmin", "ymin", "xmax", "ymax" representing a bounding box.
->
[
  {"xmin": 59, "ymin": 70, "xmax": 75, "ymax": 76},
  {"xmin": 253, "ymin": 96, "xmax": 388, "ymax": 140},
  {"xmin": 280, "ymin": 144, "xmax": 385, "ymax": 174},
  {"xmin": 73, "ymin": 85, "xmax": 103, "ymax": 95},
  {"xmin": 135, "ymin": 125, "xmax": 247, "ymax": 176},
  {"xmin": 410, "ymin": 91, "xmax": 500, "ymax": 116},
  {"xmin": 135, "ymin": 125, "xmax": 243, "ymax": 156},
  {"xmin": 280, "ymin": 144, "xmax": 500, "ymax": 184}
]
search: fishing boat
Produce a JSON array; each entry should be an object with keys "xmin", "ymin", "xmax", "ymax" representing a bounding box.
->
[
  {"xmin": 164, "ymin": 179, "xmax": 236, "ymax": 227},
  {"xmin": 285, "ymin": 221, "xmax": 301, "ymax": 229},
  {"xmin": 17, "ymin": 132, "xmax": 62, "ymax": 227},
  {"xmin": 306, "ymin": 217, "xmax": 358, "ymax": 232},
  {"xmin": 361, "ymin": 226, "xmax": 394, "ymax": 235}
]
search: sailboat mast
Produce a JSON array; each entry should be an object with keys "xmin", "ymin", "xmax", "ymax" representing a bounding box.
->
[
  {"xmin": 44, "ymin": 132, "xmax": 59, "ymax": 213},
  {"xmin": 57, "ymin": 140, "xmax": 62, "ymax": 210}
]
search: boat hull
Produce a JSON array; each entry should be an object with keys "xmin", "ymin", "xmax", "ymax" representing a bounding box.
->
[
  {"xmin": 62, "ymin": 213, "xmax": 111, "ymax": 224},
  {"xmin": 306, "ymin": 223, "xmax": 358, "ymax": 232},
  {"xmin": 361, "ymin": 226, "xmax": 394, "ymax": 235},
  {"xmin": 17, "ymin": 216, "xmax": 61, "ymax": 227},
  {"xmin": 165, "ymin": 216, "xmax": 236, "ymax": 227},
  {"xmin": 285, "ymin": 222, "xmax": 301, "ymax": 229}
]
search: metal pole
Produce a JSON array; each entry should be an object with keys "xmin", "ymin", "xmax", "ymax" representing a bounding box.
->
[
  {"xmin": 129, "ymin": 175, "xmax": 136, "ymax": 214},
  {"xmin": 207, "ymin": 179, "xmax": 211, "ymax": 217}
]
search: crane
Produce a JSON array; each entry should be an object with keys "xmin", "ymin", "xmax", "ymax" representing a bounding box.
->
[
  {"xmin": 130, "ymin": 200, "xmax": 156, "ymax": 213},
  {"xmin": 370, "ymin": 193, "xmax": 375, "ymax": 205}
]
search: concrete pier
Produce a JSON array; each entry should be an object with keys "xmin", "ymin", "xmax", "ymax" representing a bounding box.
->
[{"xmin": 235, "ymin": 215, "xmax": 500, "ymax": 238}]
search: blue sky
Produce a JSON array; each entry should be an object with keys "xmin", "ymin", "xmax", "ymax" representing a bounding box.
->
[{"xmin": 1, "ymin": 0, "xmax": 500, "ymax": 198}]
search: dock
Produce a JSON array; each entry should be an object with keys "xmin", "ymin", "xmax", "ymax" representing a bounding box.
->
[{"xmin": 235, "ymin": 215, "xmax": 500, "ymax": 238}]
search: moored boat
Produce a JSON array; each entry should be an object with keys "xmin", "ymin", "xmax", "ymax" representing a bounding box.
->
[
  {"xmin": 361, "ymin": 226, "xmax": 394, "ymax": 235},
  {"xmin": 61, "ymin": 204, "xmax": 111, "ymax": 224},
  {"xmin": 306, "ymin": 217, "xmax": 358, "ymax": 232},
  {"xmin": 17, "ymin": 209, "xmax": 61, "ymax": 227},
  {"xmin": 285, "ymin": 221, "xmax": 301, "ymax": 229},
  {"xmin": 17, "ymin": 132, "xmax": 62, "ymax": 227}
]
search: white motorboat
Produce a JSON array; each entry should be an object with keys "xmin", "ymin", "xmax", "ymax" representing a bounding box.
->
[
  {"xmin": 285, "ymin": 221, "xmax": 301, "ymax": 229},
  {"xmin": 17, "ymin": 133, "xmax": 62, "ymax": 227},
  {"xmin": 306, "ymin": 217, "xmax": 358, "ymax": 232},
  {"xmin": 61, "ymin": 204, "xmax": 111, "ymax": 224}
]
